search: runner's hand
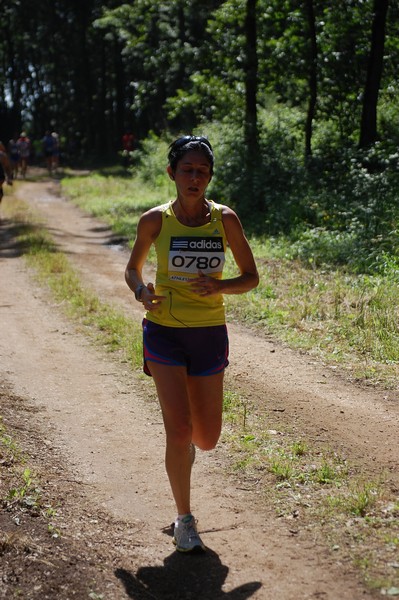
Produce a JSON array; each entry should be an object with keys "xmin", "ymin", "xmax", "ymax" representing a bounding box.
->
[
  {"xmin": 190, "ymin": 270, "xmax": 221, "ymax": 296},
  {"xmin": 141, "ymin": 282, "xmax": 166, "ymax": 311}
]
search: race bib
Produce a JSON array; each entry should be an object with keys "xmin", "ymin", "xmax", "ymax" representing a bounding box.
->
[{"xmin": 168, "ymin": 236, "xmax": 225, "ymax": 281}]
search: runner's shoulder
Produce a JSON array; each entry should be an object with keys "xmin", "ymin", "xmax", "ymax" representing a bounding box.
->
[{"xmin": 138, "ymin": 205, "xmax": 164, "ymax": 237}]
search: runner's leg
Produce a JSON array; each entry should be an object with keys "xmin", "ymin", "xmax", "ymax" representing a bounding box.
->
[
  {"xmin": 187, "ymin": 372, "xmax": 224, "ymax": 450},
  {"xmin": 148, "ymin": 363, "xmax": 192, "ymax": 515}
]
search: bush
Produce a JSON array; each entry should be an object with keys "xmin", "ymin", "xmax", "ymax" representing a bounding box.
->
[
  {"xmin": 208, "ymin": 113, "xmax": 307, "ymax": 234},
  {"xmin": 134, "ymin": 133, "xmax": 170, "ymax": 189}
]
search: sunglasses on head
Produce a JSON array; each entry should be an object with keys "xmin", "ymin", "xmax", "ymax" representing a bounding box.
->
[{"xmin": 172, "ymin": 135, "xmax": 213, "ymax": 152}]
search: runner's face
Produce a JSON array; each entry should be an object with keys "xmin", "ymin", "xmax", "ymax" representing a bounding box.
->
[{"xmin": 171, "ymin": 151, "xmax": 212, "ymax": 200}]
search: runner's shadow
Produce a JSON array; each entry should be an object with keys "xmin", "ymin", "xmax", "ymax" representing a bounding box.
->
[{"xmin": 115, "ymin": 549, "xmax": 262, "ymax": 599}]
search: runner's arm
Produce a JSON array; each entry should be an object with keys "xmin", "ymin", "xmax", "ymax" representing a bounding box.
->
[
  {"xmin": 190, "ymin": 206, "xmax": 259, "ymax": 297},
  {"xmin": 125, "ymin": 209, "xmax": 165, "ymax": 306}
]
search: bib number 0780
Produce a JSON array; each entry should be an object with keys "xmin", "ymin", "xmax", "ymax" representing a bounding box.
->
[{"xmin": 171, "ymin": 254, "xmax": 222, "ymax": 270}]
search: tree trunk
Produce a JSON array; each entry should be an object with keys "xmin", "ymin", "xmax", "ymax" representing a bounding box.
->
[
  {"xmin": 359, "ymin": 0, "xmax": 389, "ymax": 148},
  {"xmin": 304, "ymin": 0, "xmax": 318, "ymax": 160},
  {"xmin": 244, "ymin": 0, "xmax": 261, "ymax": 210},
  {"xmin": 244, "ymin": 0, "xmax": 259, "ymax": 154}
]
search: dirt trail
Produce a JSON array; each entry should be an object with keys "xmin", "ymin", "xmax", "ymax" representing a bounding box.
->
[{"xmin": 0, "ymin": 176, "xmax": 398, "ymax": 599}]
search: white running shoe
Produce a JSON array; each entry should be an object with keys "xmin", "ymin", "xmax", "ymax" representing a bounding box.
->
[{"xmin": 173, "ymin": 515, "xmax": 205, "ymax": 553}]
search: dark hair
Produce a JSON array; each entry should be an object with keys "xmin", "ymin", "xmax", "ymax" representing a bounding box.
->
[{"xmin": 168, "ymin": 135, "xmax": 214, "ymax": 175}]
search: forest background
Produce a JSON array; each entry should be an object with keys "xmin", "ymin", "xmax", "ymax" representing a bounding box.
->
[{"xmin": 2, "ymin": 0, "xmax": 399, "ymax": 386}]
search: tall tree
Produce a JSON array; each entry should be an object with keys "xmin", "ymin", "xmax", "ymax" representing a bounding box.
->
[
  {"xmin": 244, "ymin": 0, "xmax": 259, "ymax": 153},
  {"xmin": 304, "ymin": 0, "xmax": 318, "ymax": 159},
  {"xmin": 96, "ymin": 0, "xmax": 223, "ymax": 136},
  {"xmin": 359, "ymin": 0, "xmax": 389, "ymax": 147},
  {"xmin": 243, "ymin": 0, "xmax": 262, "ymax": 210}
]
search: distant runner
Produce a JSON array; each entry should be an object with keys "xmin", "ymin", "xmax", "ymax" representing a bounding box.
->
[
  {"xmin": 8, "ymin": 135, "xmax": 19, "ymax": 179},
  {"xmin": 16, "ymin": 132, "xmax": 31, "ymax": 178},
  {"xmin": 121, "ymin": 130, "xmax": 135, "ymax": 167},
  {"xmin": 42, "ymin": 130, "xmax": 56, "ymax": 174}
]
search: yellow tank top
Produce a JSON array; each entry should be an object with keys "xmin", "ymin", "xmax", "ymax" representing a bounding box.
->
[{"xmin": 146, "ymin": 200, "xmax": 227, "ymax": 327}]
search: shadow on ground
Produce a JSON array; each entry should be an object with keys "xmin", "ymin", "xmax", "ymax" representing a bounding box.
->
[
  {"xmin": 0, "ymin": 219, "xmax": 38, "ymax": 258},
  {"xmin": 115, "ymin": 548, "xmax": 262, "ymax": 600}
]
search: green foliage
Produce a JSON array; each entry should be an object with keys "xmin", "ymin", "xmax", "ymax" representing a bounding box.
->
[
  {"xmin": 0, "ymin": 417, "xmax": 23, "ymax": 466},
  {"xmin": 2, "ymin": 0, "xmax": 399, "ymax": 167},
  {"xmin": 316, "ymin": 1, "xmax": 372, "ymax": 136},
  {"xmin": 95, "ymin": 0, "xmax": 222, "ymax": 136},
  {"xmin": 270, "ymin": 458, "xmax": 294, "ymax": 481},
  {"xmin": 291, "ymin": 143, "xmax": 399, "ymax": 273},
  {"xmin": 223, "ymin": 390, "xmax": 248, "ymax": 427},
  {"xmin": 327, "ymin": 482, "xmax": 380, "ymax": 517},
  {"xmin": 6, "ymin": 468, "xmax": 42, "ymax": 510},
  {"xmin": 291, "ymin": 441, "xmax": 308, "ymax": 457},
  {"xmin": 315, "ymin": 462, "xmax": 340, "ymax": 485},
  {"xmin": 165, "ymin": 72, "xmax": 244, "ymax": 124},
  {"xmin": 258, "ymin": 0, "xmax": 310, "ymax": 106},
  {"xmin": 205, "ymin": 107, "xmax": 306, "ymax": 232},
  {"xmin": 134, "ymin": 133, "xmax": 170, "ymax": 188}
]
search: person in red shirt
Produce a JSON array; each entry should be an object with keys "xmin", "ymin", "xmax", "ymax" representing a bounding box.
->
[{"xmin": 121, "ymin": 130, "xmax": 135, "ymax": 167}]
